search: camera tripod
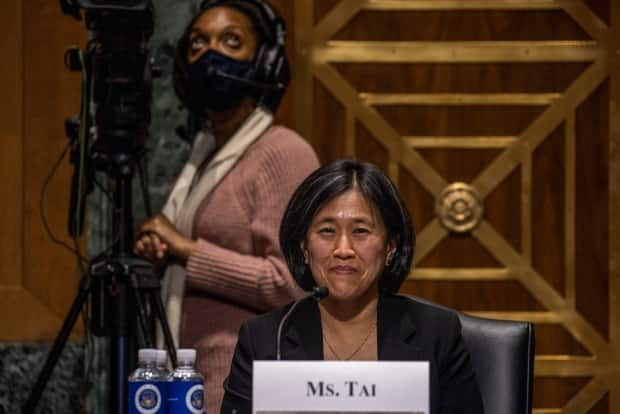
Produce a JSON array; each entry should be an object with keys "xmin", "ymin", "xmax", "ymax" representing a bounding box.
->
[
  {"xmin": 23, "ymin": 1, "xmax": 168, "ymax": 411},
  {"xmin": 22, "ymin": 159, "xmax": 178, "ymax": 414}
]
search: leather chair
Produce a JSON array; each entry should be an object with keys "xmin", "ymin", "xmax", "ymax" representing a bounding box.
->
[{"xmin": 408, "ymin": 296, "xmax": 535, "ymax": 414}]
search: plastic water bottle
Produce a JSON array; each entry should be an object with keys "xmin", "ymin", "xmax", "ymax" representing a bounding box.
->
[
  {"xmin": 128, "ymin": 348, "xmax": 166, "ymax": 414},
  {"xmin": 156, "ymin": 349, "xmax": 170, "ymax": 376},
  {"xmin": 167, "ymin": 349, "xmax": 205, "ymax": 414},
  {"xmin": 156, "ymin": 350, "xmax": 170, "ymax": 413}
]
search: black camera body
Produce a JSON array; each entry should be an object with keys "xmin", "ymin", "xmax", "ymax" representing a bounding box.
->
[
  {"xmin": 62, "ymin": 0, "xmax": 154, "ymax": 162},
  {"xmin": 61, "ymin": 0, "xmax": 157, "ymax": 340},
  {"xmin": 87, "ymin": 10, "xmax": 153, "ymax": 162}
]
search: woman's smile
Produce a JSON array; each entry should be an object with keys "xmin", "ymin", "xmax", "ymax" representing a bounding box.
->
[
  {"xmin": 303, "ymin": 189, "xmax": 394, "ymax": 302},
  {"xmin": 329, "ymin": 264, "xmax": 357, "ymax": 275}
]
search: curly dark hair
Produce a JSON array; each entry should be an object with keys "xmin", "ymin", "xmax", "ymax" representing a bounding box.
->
[{"xmin": 280, "ymin": 160, "xmax": 416, "ymax": 293}]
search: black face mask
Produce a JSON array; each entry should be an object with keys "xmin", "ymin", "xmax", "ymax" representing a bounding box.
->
[{"xmin": 187, "ymin": 49, "xmax": 258, "ymax": 113}]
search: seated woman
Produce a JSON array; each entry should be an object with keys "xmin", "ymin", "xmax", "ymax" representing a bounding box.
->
[{"xmin": 221, "ymin": 159, "xmax": 485, "ymax": 414}]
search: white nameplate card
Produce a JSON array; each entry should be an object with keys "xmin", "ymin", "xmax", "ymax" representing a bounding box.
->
[{"xmin": 253, "ymin": 360, "xmax": 429, "ymax": 414}]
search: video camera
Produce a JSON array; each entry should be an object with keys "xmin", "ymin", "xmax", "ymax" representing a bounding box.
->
[
  {"xmin": 62, "ymin": 0, "xmax": 154, "ymax": 163},
  {"xmin": 61, "ymin": 0, "xmax": 156, "ymax": 237},
  {"xmin": 22, "ymin": 3, "xmax": 172, "ymax": 413}
]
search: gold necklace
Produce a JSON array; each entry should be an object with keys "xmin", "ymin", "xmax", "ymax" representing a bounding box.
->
[{"xmin": 323, "ymin": 322, "xmax": 376, "ymax": 361}]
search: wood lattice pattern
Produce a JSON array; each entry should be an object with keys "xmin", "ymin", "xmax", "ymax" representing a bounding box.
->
[{"xmin": 294, "ymin": 1, "xmax": 620, "ymax": 413}]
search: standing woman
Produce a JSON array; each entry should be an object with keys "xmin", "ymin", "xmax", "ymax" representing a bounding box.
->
[{"xmin": 133, "ymin": 1, "xmax": 319, "ymax": 412}]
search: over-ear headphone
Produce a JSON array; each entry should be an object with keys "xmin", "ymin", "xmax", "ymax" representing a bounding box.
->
[{"xmin": 199, "ymin": 0, "xmax": 290, "ymax": 109}]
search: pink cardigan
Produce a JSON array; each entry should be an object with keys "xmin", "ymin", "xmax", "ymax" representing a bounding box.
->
[{"xmin": 179, "ymin": 125, "xmax": 319, "ymax": 414}]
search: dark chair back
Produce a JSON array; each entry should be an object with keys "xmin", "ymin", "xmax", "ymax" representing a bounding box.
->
[{"xmin": 408, "ymin": 296, "xmax": 535, "ymax": 414}]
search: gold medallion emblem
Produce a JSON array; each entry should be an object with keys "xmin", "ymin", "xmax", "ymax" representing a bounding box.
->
[{"xmin": 436, "ymin": 182, "xmax": 483, "ymax": 233}]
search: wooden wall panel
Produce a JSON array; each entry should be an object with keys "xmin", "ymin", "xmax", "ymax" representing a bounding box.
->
[
  {"xmin": 575, "ymin": 82, "xmax": 610, "ymax": 340},
  {"xmin": 0, "ymin": 1, "xmax": 23, "ymax": 289},
  {"xmin": 608, "ymin": 1, "xmax": 620, "ymax": 410},
  {"xmin": 0, "ymin": 0, "xmax": 84, "ymax": 341},
  {"xmin": 293, "ymin": 1, "xmax": 619, "ymax": 413},
  {"xmin": 23, "ymin": 0, "xmax": 84, "ymax": 319}
]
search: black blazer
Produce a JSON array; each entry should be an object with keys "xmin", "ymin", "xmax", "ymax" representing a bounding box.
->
[{"xmin": 221, "ymin": 293, "xmax": 484, "ymax": 414}]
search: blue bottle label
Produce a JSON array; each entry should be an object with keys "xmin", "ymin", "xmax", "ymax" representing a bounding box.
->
[
  {"xmin": 129, "ymin": 381, "xmax": 165, "ymax": 414},
  {"xmin": 168, "ymin": 380, "xmax": 205, "ymax": 414}
]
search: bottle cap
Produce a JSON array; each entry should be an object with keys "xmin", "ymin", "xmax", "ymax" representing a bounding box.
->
[
  {"xmin": 138, "ymin": 348, "xmax": 157, "ymax": 363},
  {"xmin": 177, "ymin": 348, "xmax": 197, "ymax": 364},
  {"xmin": 156, "ymin": 350, "xmax": 167, "ymax": 366}
]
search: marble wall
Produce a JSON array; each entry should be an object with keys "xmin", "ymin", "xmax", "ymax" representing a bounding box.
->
[{"xmin": 0, "ymin": 343, "xmax": 85, "ymax": 413}]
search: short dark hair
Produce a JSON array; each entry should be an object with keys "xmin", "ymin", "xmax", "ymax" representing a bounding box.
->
[{"xmin": 280, "ymin": 160, "xmax": 415, "ymax": 293}]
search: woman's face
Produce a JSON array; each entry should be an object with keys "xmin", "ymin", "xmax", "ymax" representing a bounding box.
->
[
  {"xmin": 187, "ymin": 6, "xmax": 258, "ymax": 64},
  {"xmin": 302, "ymin": 189, "xmax": 395, "ymax": 303}
]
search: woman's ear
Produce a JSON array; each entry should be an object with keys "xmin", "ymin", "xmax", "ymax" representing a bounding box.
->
[
  {"xmin": 300, "ymin": 241, "xmax": 308, "ymax": 264},
  {"xmin": 385, "ymin": 239, "xmax": 397, "ymax": 266}
]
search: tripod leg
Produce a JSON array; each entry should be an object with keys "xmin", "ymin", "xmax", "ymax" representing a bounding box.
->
[
  {"xmin": 22, "ymin": 275, "xmax": 92, "ymax": 414},
  {"xmin": 130, "ymin": 274, "xmax": 154, "ymax": 348},
  {"xmin": 108, "ymin": 277, "xmax": 135, "ymax": 414},
  {"xmin": 151, "ymin": 290, "xmax": 178, "ymax": 367},
  {"xmin": 110, "ymin": 334, "xmax": 130, "ymax": 414}
]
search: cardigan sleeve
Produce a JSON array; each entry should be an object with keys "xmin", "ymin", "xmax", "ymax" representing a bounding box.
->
[{"xmin": 185, "ymin": 127, "xmax": 320, "ymax": 311}]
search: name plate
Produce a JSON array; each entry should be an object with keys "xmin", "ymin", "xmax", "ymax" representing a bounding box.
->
[{"xmin": 253, "ymin": 361, "xmax": 429, "ymax": 413}]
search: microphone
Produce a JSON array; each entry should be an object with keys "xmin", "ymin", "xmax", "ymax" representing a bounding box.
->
[
  {"xmin": 276, "ymin": 286, "xmax": 329, "ymax": 360},
  {"xmin": 311, "ymin": 286, "xmax": 329, "ymax": 300},
  {"xmin": 206, "ymin": 66, "xmax": 284, "ymax": 91}
]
